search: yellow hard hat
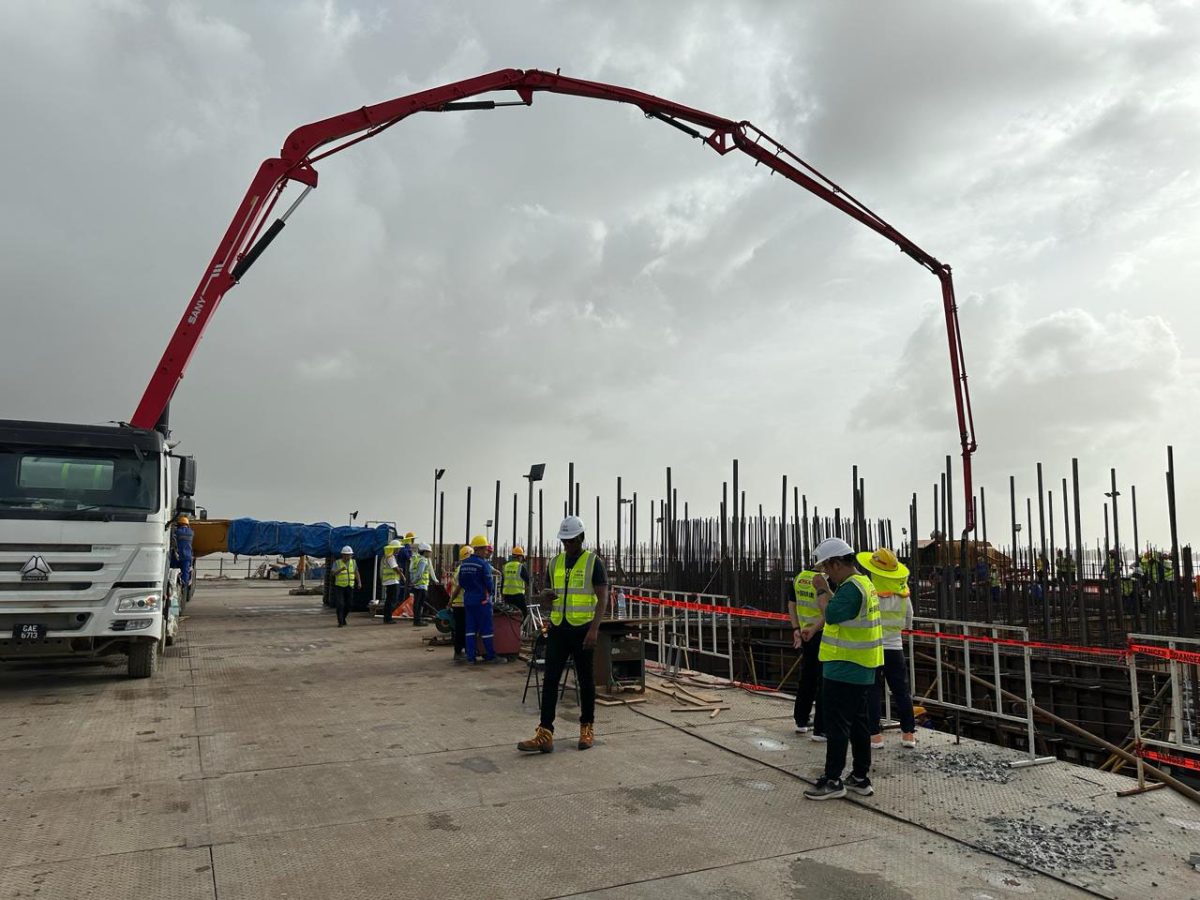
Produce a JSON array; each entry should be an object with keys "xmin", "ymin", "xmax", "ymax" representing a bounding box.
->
[
  {"xmin": 403, "ymin": 531, "xmax": 415, "ymax": 542},
  {"xmin": 511, "ymin": 546, "xmax": 525, "ymax": 557},
  {"xmin": 856, "ymin": 547, "xmax": 910, "ymax": 580},
  {"xmin": 176, "ymin": 515, "xmax": 190, "ymax": 526},
  {"xmin": 469, "ymin": 534, "xmax": 488, "ymax": 548},
  {"xmin": 459, "ymin": 545, "xmax": 473, "ymax": 560}
]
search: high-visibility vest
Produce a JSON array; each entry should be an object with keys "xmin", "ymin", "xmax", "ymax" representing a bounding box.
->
[
  {"xmin": 549, "ymin": 551, "xmax": 598, "ymax": 626},
  {"xmin": 502, "ymin": 559, "xmax": 526, "ymax": 596},
  {"xmin": 818, "ymin": 573, "xmax": 884, "ymax": 670},
  {"xmin": 410, "ymin": 556, "xmax": 432, "ymax": 589},
  {"xmin": 1164, "ymin": 559, "xmax": 1175, "ymax": 582},
  {"xmin": 333, "ymin": 559, "xmax": 357, "ymax": 588},
  {"xmin": 792, "ymin": 570, "xmax": 821, "ymax": 626},
  {"xmin": 450, "ymin": 565, "xmax": 464, "ymax": 608},
  {"xmin": 872, "ymin": 573, "xmax": 909, "ymax": 640},
  {"xmin": 380, "ymin": 552, "xmax": 400, "ymax": 586}
]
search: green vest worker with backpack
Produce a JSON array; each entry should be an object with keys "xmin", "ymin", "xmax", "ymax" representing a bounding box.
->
[
  {"xmin": 804, "ymin": 538, "xmax": 884, "ymax": 802},
  {"xmin": 518, "ymin": 515, "xmax": 608, "ymax": 755}
]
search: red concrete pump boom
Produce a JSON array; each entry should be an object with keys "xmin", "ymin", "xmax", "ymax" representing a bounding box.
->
[{"xmin": 130, "ymin": 67, "xmax": 978, "ymax": 534}]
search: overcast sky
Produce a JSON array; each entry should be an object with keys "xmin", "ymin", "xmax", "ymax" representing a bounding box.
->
[{"xmin": 2, "ymin": 0, "xmax": 1198, "ymax": 554}]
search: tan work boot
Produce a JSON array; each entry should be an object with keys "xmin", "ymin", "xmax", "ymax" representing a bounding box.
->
[
  {"xmin": 518, "ymin": 725, "xmax": 554, "ymax": 753},
  {"xmin": 578, "ymin": 723, "xmax": 595, "ymax": 750}
]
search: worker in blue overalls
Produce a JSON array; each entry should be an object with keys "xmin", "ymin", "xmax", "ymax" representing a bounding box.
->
[
  {"xmin": 457, "ymin": 535, "xmax": 502, "ymax": 664},
  {"xmin": 172, "ymin": 515, "xmax": 194, "ymax": 588}
]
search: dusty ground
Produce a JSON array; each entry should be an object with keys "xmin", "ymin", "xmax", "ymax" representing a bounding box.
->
[{"xmin": 1, "ymin": 581, "xmax": 1196, "ymax": 899}]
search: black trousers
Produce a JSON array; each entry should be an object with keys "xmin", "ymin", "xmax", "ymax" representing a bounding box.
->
[
  {"xmin": 452, "ymin": 606, "xmax": 466, "ymax": 655},
  {"xmin": 822, "ymin": 677, "xmax": 872, "ymax": 782},
  {"xmin": 869, "ymin": 648, "xmax": 916, "ymax": 734},
  {"xmin": 382, "ymin": 583, "xmax": 401, "ymax": 621},
  {"xmin": 793, "ymin": 630, "xmax": 824, "ymax": 732},
  {"xmin": 334, "ymin": 586, "xmax": 354, "ymax": 625},
  {"xmin": 540, "ymin": 622, "xmax": 595, "ymax": 732},
  {"xmin": 411, "ymin": 588, "xmax": 427, "ymax": 626},
  {"xmin": 503, "ymin": 593, "xmax": 528, "ymax": 617}
]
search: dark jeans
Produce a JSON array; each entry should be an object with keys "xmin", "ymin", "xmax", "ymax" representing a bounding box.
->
[
  {"xmin": 540, "ymin": 622, "xmax": 595, "ymax": 732},
  {"xmin": 411, "ymin": 587, "xmax": 428, "ymax": 626},
  {"xmin": 334, "ymin": 586, "xmax": 354, "ymax": 625},
  {"xmin": 452, "ymin": 606, "xmax": 466, "ymax": 655},
  {"xmin": 503, "ymin": 593, "xmax": 528, "ymax": 617},
  {"xmin": 822, "ymin": 677, "xmax": 872, "ymax": 782},
  {"xmin": 382, "ymin": 582, "xmax": 401, "ymax": 621},
  {"xmin": 793, "ymin": 630, "xmax": 824, "ymax": 732},
  {"xmin": 869, "ymin": 648, "xmax": 915, "ymax": 734}
]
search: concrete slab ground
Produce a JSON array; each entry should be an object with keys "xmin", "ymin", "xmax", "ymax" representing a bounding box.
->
[{"xmin": 0, "ymin": 581, "xmax": 1194, "ymax": 899}]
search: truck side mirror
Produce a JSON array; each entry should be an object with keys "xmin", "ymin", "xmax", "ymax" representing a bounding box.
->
[{"xmin": 177, "ymin": 456, "xmax": 197, "ymax": 497}]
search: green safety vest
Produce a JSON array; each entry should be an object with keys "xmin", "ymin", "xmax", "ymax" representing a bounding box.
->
[
  {"xmin": 380, "ymin": 546, "xmax": 402, "ymax": 586},
  {"xmin": 450, "ymin": 565, "xmax": 463, "ymax": 608},
  {"xmin": 333, "ymin": 558, "xmax": 357, "ymax": 588},
  {"xmin": 1164, "ymin": 560, "xmax": 1175, "ymax": 582},
  {"xmin": 410, "ymin": 556, "xmax": 433, "ymax": 589},
  {"xmin": 502, "ymin": 559, "xmax": 526, "ymax": 596},
  {"xmin": 872, "ymin": 573, "xmax": 910, "ymax": 640},
  {"xmin": 819, "ymin": 573, "xmax": 884, "ymax": 670},
  {"xmin": 549, "ymin": 550, "xmax": 598, "ymax": 626},
  {"xmin": 792, "ymin": 570, "xmax": 821, "ymax": 626}
]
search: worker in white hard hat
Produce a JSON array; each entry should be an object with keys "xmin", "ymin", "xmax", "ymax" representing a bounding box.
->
[
  {"xmin": 379, "ymin": 539, "xmax": 404, "ymax": 624},
  {"xmin": 408, "ymin": 542, "xmax": 437, "ymax": 628},
  {"xmin": 331, "ymin": 546, "xmax": 361, "ymax": 628},
  {"xmin": 518, "ymin": 515, "xmax": 609, "ymax": 754},
  {"xmin": 803, "ymin": 537, "xmax": 883, "ymax": 802}
]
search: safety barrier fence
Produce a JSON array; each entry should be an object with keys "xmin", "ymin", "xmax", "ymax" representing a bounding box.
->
[{"xmin": 616, "ymin": 587, "xmax": 1200, "ymax": 773}]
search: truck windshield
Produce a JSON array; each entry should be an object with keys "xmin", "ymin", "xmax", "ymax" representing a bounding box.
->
[{"xmin": 0, "ymin": 448, "xmax": 160, "ymax": 515}]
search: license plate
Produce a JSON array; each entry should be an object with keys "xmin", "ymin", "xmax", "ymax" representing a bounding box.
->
[{"xmin": 13, "ymin": 624, "xmax": 47, "ymax": 641}]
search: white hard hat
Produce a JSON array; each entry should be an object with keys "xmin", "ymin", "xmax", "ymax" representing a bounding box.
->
[
  {"xmin": 812, "ymin": 537, "xmax": 854, "ymax": 565},
  {"xmin": 340, "ymin": 545, "xmax": 353, "ymax": 555},
  {"xmin": 417, "ymin": 542, "xmax": 431, "ymax": 552},
  {"xmin": 557, "ymin": 515, "xmax": 585, "ymax": 540}
]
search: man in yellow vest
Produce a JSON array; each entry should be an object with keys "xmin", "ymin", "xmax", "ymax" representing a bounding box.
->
[
  {"xmin": 518, "ymin": 515, "xmax": 609, "ymax": 754},
  {"xmin": 379, "ymin": 539, "xmax": 404, "ymax": 624},
  {"xmin": 409, "ymin": 543, "xmax": 437, "ymax": 628},
  {"xmin": 331, "ymin": 546, "xmax": 361, "ymax": 628},
  {"xmin": 790, "ymin": 565, "xmax": 826, "ymax": 739},
  {"xmin": 502, "ymin": 546, "xmax": 530, "ymax": 616},
  {"xmin": 858, "ymin": 547, "xmax": 917, "ymax": 749},
  {"xmin": 804, "ymin": 537, "xmax": 883, "ymax": 801},
  {"xmin": 449, "ymin": 545, "xmax": 473, "ymax": 663}
]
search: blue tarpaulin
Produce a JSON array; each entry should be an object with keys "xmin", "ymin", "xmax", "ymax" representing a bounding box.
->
[{"xmin": 226, "ymin": 519, "xmax": 390, "ymax": 559}]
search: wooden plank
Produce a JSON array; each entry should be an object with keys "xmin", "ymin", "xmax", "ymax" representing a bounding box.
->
[{"xmin": 670, "ymin": 706, "xmax": 731, "ymax": 712}]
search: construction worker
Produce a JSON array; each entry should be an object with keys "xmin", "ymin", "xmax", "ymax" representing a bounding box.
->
[
  {"xmin": 859, "ymin": 548, "xmax": 916, "ymax": 749},
  {"xmin": 518, "ymin": 515, "xmax": 609, "ymax": 754},
  {"xmin": 1059, "ymin": 550, "xmax": 1076, "ymax": 585},
  {"xmin": 789, "ymin": 563, "xmax": 825, "ymax": 739},
  {"xmin": 803, "ymin": 537, "xmax": 883, "ymax": 801},
  {"xmin": 458, "ymin": 535, "xmax": 499, "ymax": 664},
  {"xmin": 449, "ymin": 545, "xmax": 472, "ymax": 663},
  {"xmin": 396, "ymin": 532, "xmax": 415, "ymax": 615},
  {"xmin": 331, "ymin": 546, "xmax": 361, "ymax": 627},
  {"xmin": 502, "ymin": 546, "xmax": 530, "ymax": 616},
  {"xmin": 1162, "ymin": 551, "xmax": 1176, "ymax": 584},
  {"xmin": 172, "ymin": 515, "xmax": 194, "ymax": 588},
  {"xmin": 409, "ymin": 543, "xmax": 437, "ymax": 627},
  {"xmin": 379, "ymin": 539, "xmax": 403, "ymax": 624}
]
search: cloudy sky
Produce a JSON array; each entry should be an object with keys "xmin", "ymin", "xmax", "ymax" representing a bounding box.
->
[{"xmin": 2, "ymin": 0, "xmax": 1198, "ymax": 553}]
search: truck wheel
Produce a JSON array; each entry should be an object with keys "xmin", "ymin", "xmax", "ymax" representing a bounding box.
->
[{"xmin": 127, "ymin": 640, "xmax": 158, "ymax": 678}]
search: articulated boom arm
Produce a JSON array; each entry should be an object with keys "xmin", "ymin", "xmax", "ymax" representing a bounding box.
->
[{"xmin": 131, "ymin": 67, "xmax": 977, "ymax": 533}]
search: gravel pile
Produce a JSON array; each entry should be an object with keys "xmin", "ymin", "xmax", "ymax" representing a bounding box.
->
[
  {"xmin": 912, "ymin": 748, "xmax": 1016, "ymax": 784},
  {"xmin": 981, "ymin": 804, "xmax": 1135, "ymax": 872}
]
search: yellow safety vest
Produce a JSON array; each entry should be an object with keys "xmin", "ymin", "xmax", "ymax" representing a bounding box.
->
[
  {"xmin": 450, "ymin": 565, "xmax": 463, "ymax": 608},
  {"xmin": 549, "ymin": 550, "xmax": 598, "ymax": 626},
  {"xmin": 792, "ymin": 570, "xmax": 821, "ymax": 626},
  {"xmin": 410, "ymin": 556, "xmax": 432, "ymax": 589},
  {"xmin": 333, "ymin": 559, "xmax": 357, "ymax": 588},
  {"xmin": 871, "ymin": 573, "xmax": 910, "ymax": 640},
  {"xmin": 380, "ymin": 548, "xmax": 401, "ymax": 586},
  {"xmin": 502, "ymin": 559, "xmax": 526, "ymax": 596},
  {"xmin": 819, "ymin": 573, "xmax": 884, "ymax": 669}
]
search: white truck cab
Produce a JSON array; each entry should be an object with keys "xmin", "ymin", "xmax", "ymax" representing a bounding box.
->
[{"xmin": 0, "ymin": 420, "xmax": 194, "ymax": 678}]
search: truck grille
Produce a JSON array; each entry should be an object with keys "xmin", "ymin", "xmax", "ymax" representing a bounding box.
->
[
  {"xmin": 0, "ymin": 562, "xmax": 103, "ymax": 573},
  {"xmin": 0, "ymin": 543, "xmax": 93, "ymax": 553},
  {"xmin": 0, "ymin": 582, "xmax": 93, "ymax": 592},
  {"xmin": 0, "ymin": 613, "xmax": 91, "ymax": 631}
]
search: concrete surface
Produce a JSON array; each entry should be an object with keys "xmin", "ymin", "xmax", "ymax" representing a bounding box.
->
[{"xmin": 0, "ymin": 581, "xmax": 1194, "ymax": 899}]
